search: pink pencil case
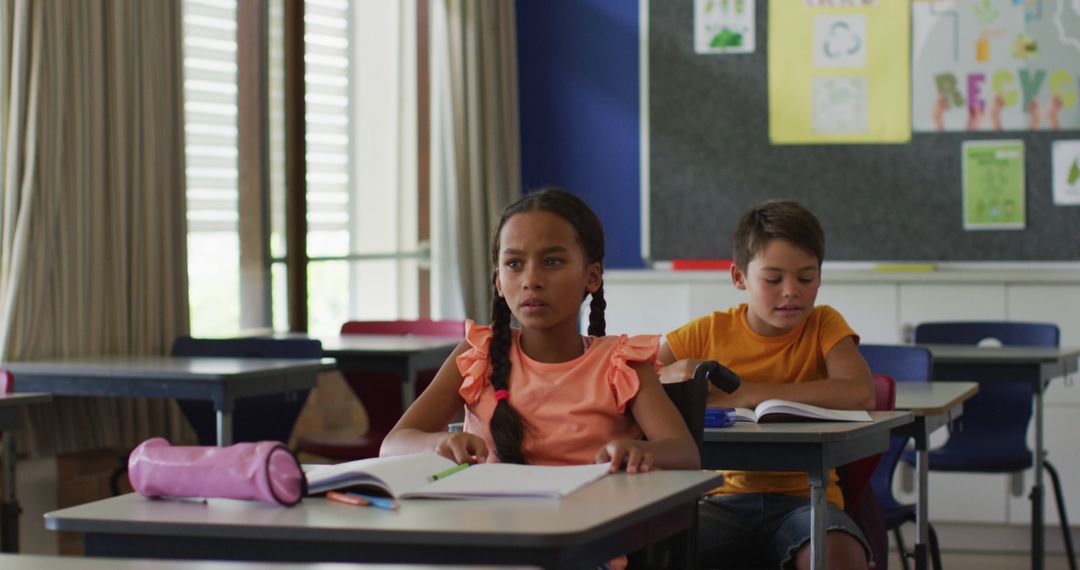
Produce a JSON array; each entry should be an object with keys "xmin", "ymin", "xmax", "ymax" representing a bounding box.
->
[{"xmin": 128, "ymin": 437, "xmax": 306, "ymax": 506}]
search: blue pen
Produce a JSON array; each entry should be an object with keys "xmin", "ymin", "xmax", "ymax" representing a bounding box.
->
[{"xmin": 346, "ymin": 492, "xmax": 399, "ymax": 511}]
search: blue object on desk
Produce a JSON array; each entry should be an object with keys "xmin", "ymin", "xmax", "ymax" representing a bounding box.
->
[{"xmin": 704, "ymin": 407, "xmax": 735, "ymax": 428}]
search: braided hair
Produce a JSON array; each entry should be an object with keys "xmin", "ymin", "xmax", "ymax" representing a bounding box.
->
[{"xmin": 487, "ymin": 187, "xmax": 606, "ymax": 463}]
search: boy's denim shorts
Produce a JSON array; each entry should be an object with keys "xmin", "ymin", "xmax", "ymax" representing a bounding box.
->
[{"xmin": 698, "ymin": 493, "xmax": 871, "ymax": 569}]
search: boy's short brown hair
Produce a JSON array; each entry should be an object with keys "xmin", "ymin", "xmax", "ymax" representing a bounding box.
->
[{"xmin": 732, "ymin": 199, "xmax": 825, "ymax": 270}]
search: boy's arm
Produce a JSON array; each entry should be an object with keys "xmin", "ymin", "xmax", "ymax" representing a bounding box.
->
[
  {"xmin": 705, "ymin": 336, "xmax": 876, "ymax": 410},
  {"xmin": 657, "ymin": 341, "xmax": 704, "ymax": 384}
]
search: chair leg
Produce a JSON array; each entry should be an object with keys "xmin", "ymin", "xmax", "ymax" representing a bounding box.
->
[
  {"xmin": 894, "ymin": 527, "xmax": 912, "ymax": 570},
  {"xmin": 1045, "ymin": 460, "xmax": 1077, "ymax": 570},
  {"xmin": 108, "ymin": 451, "xmax": 132, "ymax": 497},
  {"xmin": 927, "ymin": 522, "xmax": 943, "ymax": 570}
]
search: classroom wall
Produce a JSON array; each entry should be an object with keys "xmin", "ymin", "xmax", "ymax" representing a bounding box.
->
[{"xmin": 516, "ymin": 0, "xmax": 644, "ymax": 268}]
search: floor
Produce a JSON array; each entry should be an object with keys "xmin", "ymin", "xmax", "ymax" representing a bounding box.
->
[{"xmin": 890, "ymin": 548, "xmax": 1076, "ymax": 569}]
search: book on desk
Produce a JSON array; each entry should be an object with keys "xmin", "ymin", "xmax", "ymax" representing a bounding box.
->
[
  {"xmin": 715, "ymin": 399, "xmax": 873, "ymax": 424},
  {"xmin": 304, "ymin": 452, "xmax": 611, "ymax": 500}
]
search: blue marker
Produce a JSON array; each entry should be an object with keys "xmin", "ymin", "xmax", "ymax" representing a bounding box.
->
[{"xmin": 347, "ymin": 492, "xmax": 399, "ymax": 511}]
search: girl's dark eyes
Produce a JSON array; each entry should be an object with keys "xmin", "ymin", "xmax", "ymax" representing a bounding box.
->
[{"xmin": 544, "ymin": 258, "xmax": 564, "ymax": 266}]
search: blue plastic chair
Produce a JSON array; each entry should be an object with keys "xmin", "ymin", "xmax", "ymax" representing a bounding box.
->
[
  {"xmin": 906, "ymin": 322, "xmax": 1075, "ymax": 569},
  {"xmin": 172, "ymin": 336, "xmax": 323, "ymax": 445},
  {"xmin": 860, "ymin": 344, "xmax": 941, "ymax": 570}
]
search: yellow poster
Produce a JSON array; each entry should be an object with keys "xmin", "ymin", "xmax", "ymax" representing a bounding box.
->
[{"xmin": 768, "ymin": 0, "xmax": 910, "ymax": 144}]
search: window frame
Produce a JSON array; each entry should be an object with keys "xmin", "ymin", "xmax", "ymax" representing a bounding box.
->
[{"xmin": 274, "ymin": 0, "xmax": 431, "ymax": 332}]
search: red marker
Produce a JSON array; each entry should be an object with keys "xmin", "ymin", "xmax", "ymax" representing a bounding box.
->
[{"xmin": 325, "ymin": 491, "xmax": 370, "ymax": 507}]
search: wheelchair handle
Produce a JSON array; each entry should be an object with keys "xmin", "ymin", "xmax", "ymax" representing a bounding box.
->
[{"xmin": 693, "ymin": 361, "xmax": 741, "ymax": 393}]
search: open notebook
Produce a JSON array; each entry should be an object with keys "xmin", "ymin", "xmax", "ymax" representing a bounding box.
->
[{"xmin": 305, "ymin": 452, "xmax": 610, "ymax": 500}]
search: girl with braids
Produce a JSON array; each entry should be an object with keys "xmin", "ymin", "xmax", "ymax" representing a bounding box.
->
[{"xmin": 382, "ymin": 188, "xmax": 699, "ymax": 475}]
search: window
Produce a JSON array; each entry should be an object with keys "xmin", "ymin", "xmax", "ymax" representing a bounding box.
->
[
  {"xmin": 183, "ymin": 0, "xmax": 240, "ymax": 336},
  {"xmin": 184, "ymin": 0, "xmax": 427, "ymax": 338}
]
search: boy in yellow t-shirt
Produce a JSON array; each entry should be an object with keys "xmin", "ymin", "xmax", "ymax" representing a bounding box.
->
[{"xmin": 659, "ymin": 199, "xmax": 875, "ymax": 570}]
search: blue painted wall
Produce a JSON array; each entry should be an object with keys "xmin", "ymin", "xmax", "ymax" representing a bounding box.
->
[{"xmin": 516, "ymin": 0, "xmax": 644, "ymax": 268}]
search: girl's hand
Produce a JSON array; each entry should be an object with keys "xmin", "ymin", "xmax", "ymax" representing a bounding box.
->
[
  {"xmin": 435, "ymin": 432, "xmax": 488, "ymax": 464},
  {"xmin": 595, "ymin": 440, "xmax": 654, "ymax": 474}
]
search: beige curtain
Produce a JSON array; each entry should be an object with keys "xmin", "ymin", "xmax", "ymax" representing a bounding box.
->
[
  {"xmin": 0, "ymin": 0, "xmax": 192, "ymax": 456},
  {"xmin": 431, "ymin": 0, "xmax": 521, "ymax": 321}
]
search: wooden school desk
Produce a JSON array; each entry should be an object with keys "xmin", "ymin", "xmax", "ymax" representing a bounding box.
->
[
  {"xmin": 317, "ymin": 334, "xmax": 460, "ymax": 411},
  {"xmin": 918, "ymin": 344, "xmax": 1080, "ymax": 570},
  {"xmin": 0, "ymin": 392, "xmax": 51, "ymax": 553},
  {"xmin": 45, "ymin": 470, "xmax": 722, "ymax": 570},
  {"xmin": 702, "ymin": 411, "xmax": 914, "ymax": 570},
  {"xmin": 0, "ymin": 553, "xmax": 536, "ymax": 570},
  {"xmin": 893, "ymin": 381, "xmax": 979, "ymax": 570},
  {"xmin": 5, "ymin": 356, "xmax": 333, "ymax": 446}
]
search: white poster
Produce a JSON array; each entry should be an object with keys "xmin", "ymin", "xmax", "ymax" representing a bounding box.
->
[
  {"xmin": 695, "ymin": 0, "xmax": 756, "ymax": 54},
  {"xmin": 912, "ymin": 0, "xmax": 1080, "ymax": 132},
  {"xmin": 1052, "ymin": 140, "xmax": 1080, "ymax": 205},
  {"xmin": 813, "ymin": 15, "xmax": 867, "ymax": 68}
]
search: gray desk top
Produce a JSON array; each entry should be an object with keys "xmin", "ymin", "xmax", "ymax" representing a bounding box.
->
[
  {"xmin": 0, "ymin": 392, "xmax": 51, "ymax": 431},
  {"xmin": 46, "ymin": 470, "xmax": 722, "ymax": 548},
  {"xmin": 5, "ymin": 356, "xmax": 334, "ymax": 380},
  {"xmin": 701, "ymin": 411, "xmax": 913, "ymax": 477},
  {"xmin": 895, "ymin": 382, "xmax": 978, "ymax": 416},
  {"xmin": 920, "ymin": 344, "xmax": 1080, "ymax": 368},
  {"xmin": 0, "ymin": 554, "xmax": 532, "ymax": 570},
  {"xmin": 703, "ymin": 411, "xmax": 912, "ymax": 443}
]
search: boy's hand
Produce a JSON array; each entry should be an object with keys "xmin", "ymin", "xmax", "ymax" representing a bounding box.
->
[
  {"xmin": 596, "ymin": 440, "xmax": 654, "ymax": 474},
  {"xmin": 659, "ymin": 359, "xmax": 703, "ymax": 384},
  {"xmin": 435, "ymin": 432, "xmax": 488, "ymax": 464},
  {"xmin": 706, "ymin": 381, "xmax": 759, "ymax": 408}
]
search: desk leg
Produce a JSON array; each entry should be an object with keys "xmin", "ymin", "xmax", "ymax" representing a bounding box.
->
[
  {"xmin": 216, "ymin": 410, "xmax": 234, "ymax": 447},
  {"xmin": 809, "ymin": 474, "xmax": 827, "ymax": 570},
  {"xmin": 915, "ymin": 444, "xmax": 929, "ymax": 570},
  {"xmin": 1, "ymin": 430, "xmax": 19, "ymax": 553},
  {"xmin": 1032, "ymin": 389, "xmax": 1045, "ymax": 570}
]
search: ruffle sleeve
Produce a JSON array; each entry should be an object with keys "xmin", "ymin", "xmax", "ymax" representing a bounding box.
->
[
  {"xmin": 455, "ymin": 319, "xmax": 493, "ymax": 405},
  {"xmin": 607, "ymin": 334, "xmax": 661, "ymax": 413}
]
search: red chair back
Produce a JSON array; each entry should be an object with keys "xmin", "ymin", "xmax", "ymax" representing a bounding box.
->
[
  {"xmin": 341, "ymin": 320, "xmax": 464, "ymax": 337},
  {"xmin": 873, "ymin": 373, "xmax": 895, "ymax": 411},
  {"xmin": 0, "ymin": 370, "xmax": 11, "ymax": 395},
  {"xmin": 0, "ymin": 371, "xmax": 10, "ymax": 445},
  {"xmin": 842, "ymin": 374, "xmax": 896, "ymax": 506}
]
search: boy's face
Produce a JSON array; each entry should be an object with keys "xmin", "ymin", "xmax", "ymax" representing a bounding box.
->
[{"xmin": 731, "ymin": 238, "xmax": 820, "ymax": 337}]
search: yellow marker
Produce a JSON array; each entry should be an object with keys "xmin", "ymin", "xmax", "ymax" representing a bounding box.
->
[{"xmin": 873, "ymin": 264, "xmax": 937, "ymax": 273}]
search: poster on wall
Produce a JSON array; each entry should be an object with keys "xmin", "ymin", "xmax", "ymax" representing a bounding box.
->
[
  {"xmin": 1052, "ymin": 140, "xmax": 1080, "ymax": 205},
  {"xmin": 695, "ymin": 0, "xmax": 756, "ymax": 54},
  {"xmin": 768, "ymin": 0, "xmax": 910, "ymax": 144},
  {"xmin": 913, "ymin": 0, "xmax": 1080, "ymax": 132},
  {"xmin": 962, "ymin": 140, "xmax": 1026, "ymax": 230}
]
